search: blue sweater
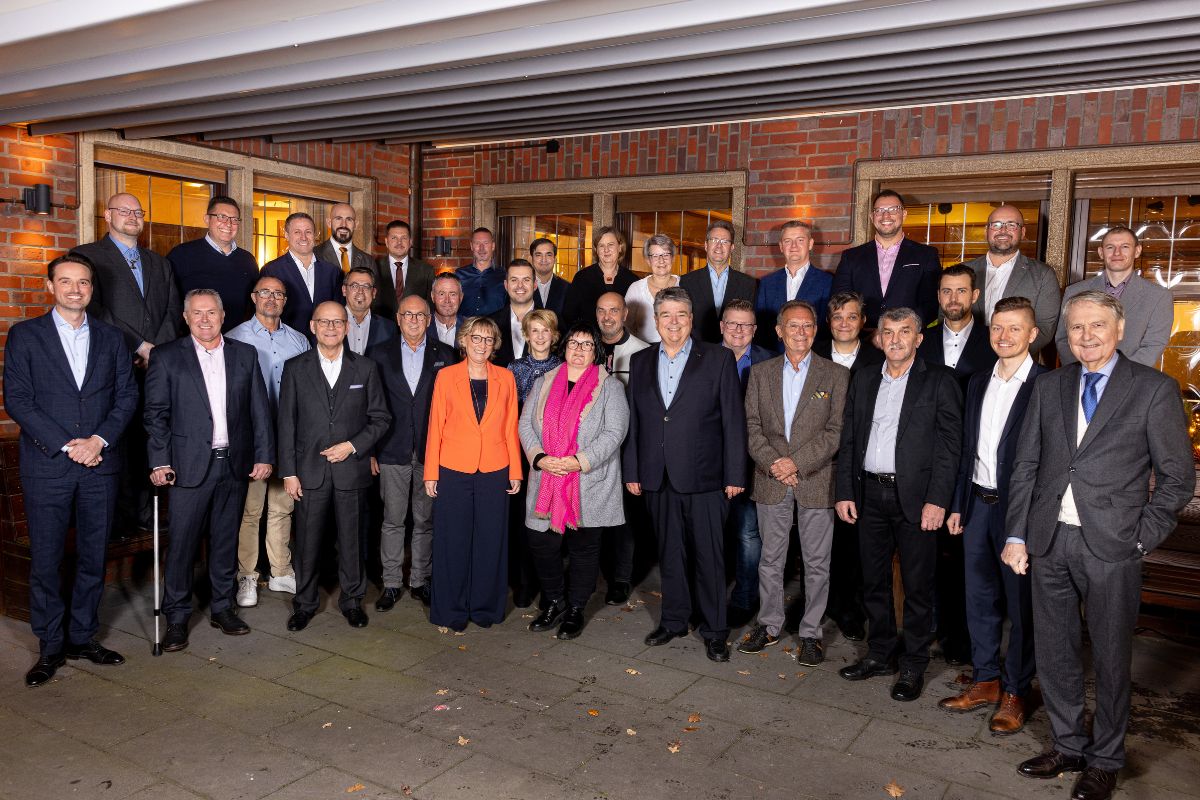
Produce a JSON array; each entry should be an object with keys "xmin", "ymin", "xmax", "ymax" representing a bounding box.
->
[{"xmin": 167, "ymin": 238, "xmax": 259, "ymax": 331}]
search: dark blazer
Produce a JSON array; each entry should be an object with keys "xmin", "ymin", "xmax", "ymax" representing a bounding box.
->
[
  {"xmin": 622, "ymin": 341, "xmax": 747, "ymax": 494},
  {"xmin": 754, "ymin": 265, "xmax": 833, "ymax": 349},
  {"xmin": 366, "ymin": 336, "xmax": 456, "ymax": 465},
  {"xmin": 366, "ymin": 314, "xmax": 397, "ymax": 351},
  {"xmin": 561, "ymin": 264, "xmax": 637, "ymax": 329},
  {"xmin": 916, "ymin": 318, "xmax": 997, "ymax": 388},
  {"xmin": 835, "ymin": 357, "xmax": 963, "ymax": 524},
  {"xmin": 487, "ymin": 304, "xmax": 527, "ymax": 367},
  {"xmin": 316, "ymin": 240, "xmax": 374, "ymax": 276},
  {"xmin": 4, "ymin": 313, "xmax": 138, "ymax": 478},
  {"xmin": 831, "ymin": 237, "xmax": 942, "ymax": 329},
  {"xmin": 260, "ymin": 253, "xmax": 344, "ymax": 336},
  {"xmin": 143, "ymin": 336, "xmax": 274, "ymax": 488},
  {"xmin": 738, "ymin": 344, "xmax": 776, "ymax": 391},
  {"xmin": 373, "ymin": 255, "xmax": 437, "ymax": 320},
  {"xmin": 534, "ymin": 274, "xmax": 570, "ymax": 320},
  {"xmin": 277, "ymin": 346, "xmax": 391, "ymax": 491},
  {"xmin": 949, "ymin": 360, "xmax": 1049, "ymax": 522},
  {"xmin": 1007, "ymin": 354, "xmax": 1195, "ymax": 560},
  {"xmin": 71, "ymin": 236, "xmax": 181, "ymax": 353},
  {"xmin": 679, "ymin": 266, "xmax": 758, "ymax": 344},
  {"xmin": 812, "ymin": 338, "xmax": 884, "ymax": 374}
]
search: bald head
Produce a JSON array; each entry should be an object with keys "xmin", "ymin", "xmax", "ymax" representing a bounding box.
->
[
  {"xmin": 596, "ymin": 291, "xmax": 629, "ymax": 343},
  {"xmin": 311, "ymin": 300, "xmax": 349, "ymax": 352},
  {"xmin": 104, "ymin": 192, "xmax": 145, "ymax": 246}
]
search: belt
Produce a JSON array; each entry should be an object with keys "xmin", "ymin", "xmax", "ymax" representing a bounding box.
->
[
  {"xmin": 863, "ymin": 471, "xmax": 896, "ymax": 486},
  {"xmin": 972, "ymin": 483, "xmax": 1000, "ymax": 505},
  {"xmin": 212, "ymin": 447, "xmax": 230, "ymax": 459}
]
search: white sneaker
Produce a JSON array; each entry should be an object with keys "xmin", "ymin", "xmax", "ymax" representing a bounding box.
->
[
  {"xmin": 268, "ymin": 574, "xmax": 297, "ymax": 594},
  {"xmin": 236, "ymin": 576, "xmax": 258, "ymax": 607}
]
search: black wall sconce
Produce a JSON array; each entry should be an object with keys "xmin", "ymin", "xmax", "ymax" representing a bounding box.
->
[
  {"xmin": 434, "ymin": 236, "xmax": 454, "ymax": 257},
  {"xmin": 3, "ymin": 182, "xmax": 55, "ymax": 215}
]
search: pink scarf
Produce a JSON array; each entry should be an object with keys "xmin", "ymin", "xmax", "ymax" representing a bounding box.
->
[{"xmin": 535, "ymin": 364, "xmax": 599, "ymax": 534}]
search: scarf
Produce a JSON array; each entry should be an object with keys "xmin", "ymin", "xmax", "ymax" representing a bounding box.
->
[{"xmin": 534, "ymin": 364, "xmax": 599, "ymax": 534}]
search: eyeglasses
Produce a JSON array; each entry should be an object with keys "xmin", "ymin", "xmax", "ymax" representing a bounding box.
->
[
  {"xmin": 253, "ymin": 289, "xmax": 285, "ymax": 299},
  {"xmin": 314, "ymin": 319, "xmax": 347, "ymax": 329},
  {"xmin": 566, "ymin": 340, "xmax": 595, "ymax": 350},
  {"xmin": 345, "ymin": 282, "xmax": 375, "ymax": 292},
  {"xmin": 468, "ymin": 334, "xmax": 496, "ymax": 345},
  {"xmin": 872, "ymin": 205, "xmax": 903, "ymax": 216},
  {"xmin": 987, "ymin": 221, "xmax": 1022, "ymax": 231},
  {"xmin": 108, "ymin": 207, "xmax": 145, "ymax": 219},
  {"xmin": 723, "ymin": 321, "xmax": 756, "ymax": 331},
  {"xmin": 207, "ymin": 213, "xmax": 241, "ymax": 225},
  {"xmin": 399, "ymin": 311, "xmax": 429, "ymax": 320},
  {"xmin": 647, "ymin": 252, "xmax": 673, "ymax": 261},
  {"xmin": 706, "ymin": 238, "xmax": 733, "ymax": 246}
]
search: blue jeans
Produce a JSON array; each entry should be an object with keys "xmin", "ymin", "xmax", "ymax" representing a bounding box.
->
[{"xmin": 728, "ymin": 494, "xmax": 761, "ymax": 610}]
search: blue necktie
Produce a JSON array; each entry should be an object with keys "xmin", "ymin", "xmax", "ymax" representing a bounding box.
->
[
  {"xmin": 128, "ymin": 253, "xmax": 145, "ymax": 296},
  {"xmin": 1082, "ymin": 372, "xmax": 1102, "ymax": 423}
]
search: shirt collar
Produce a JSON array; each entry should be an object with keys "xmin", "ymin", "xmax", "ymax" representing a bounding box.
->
[
  {"xmin": 108, "ymin": 234, "xmax": 139, "ymax": 260},
  {"xmin": 290, "ymin": 251, "xmax": 315, "ymax": 270},
  {"xmin": 1103, "ymin": 272, "xmax": 1133, "ymax": 291},
  {"xmin": 784, "ymin": 351, "xmax": 812, "ymax": 373},
  {"xmin": 659, "ymin": 337, "xmax": 693, "ymax": 359},
  {"xmin": 1085, "ymin": 352, "xmax": 1119, "ymax": 378},
  {"xmin": 205, "ymin": 235, "xmax": 236, "ymax": 256},
  {"xmin": 51, "ymin": 307, "xmax": 88, "ymax": 331},
  {"xmin": 875, "ymin": 234, "xmax": 904, "ymax": 253},
  {"xmin": 987, "ymin": 251, "xmax": 1019, "ymax": 270},
  {"xmin": 319, "ymin": 345, "xmax": 344, "ymax": 366},
  {"xmin": 191, "ymin": 335, "xmax": 224, "ymax": 354},
  {"xmin": 881, "ymin": 359, "xmax": 914, "ymax": 381},
  {"xmin": 991, "ymin": 353, "xmax": 1034, "ymax": 384},
  {"xmin": 402, "ymin": 335, "xmax": 427, "ymax": 353}
]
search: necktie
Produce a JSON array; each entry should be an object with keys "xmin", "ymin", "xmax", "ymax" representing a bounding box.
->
[
  {"xmin": 339, "ymin": 246, "xmax": 349, "ymax": 272},
  {"xmin": 128, "ymin": 254, "xmax": 145, "ymax": 296},
  {"xmin": 1082, "ymin": 371, "xmax": 1102, "ymax": 423},
  {"xmin": 395, "ymin": 259, "xmax": 405, "ymax": 305}
]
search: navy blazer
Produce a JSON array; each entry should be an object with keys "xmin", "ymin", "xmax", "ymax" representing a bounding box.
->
[
  {"xmin": 754, "ymin": 265, "xmax": 833, "ymax": 350},
  {"xmin": 366, "ymin": 314, "xmax": 397, "ymax": 351},
  {"xmin": 533, "ymin": 274, "xmax": 570, "ymax": 320},
  {"xmin": 950, "ymin": 360, "xmax": 1049, "ymax": 522},
  {"xmin": 143, "ymin": 335, "xmax": 275, "ymax": 487},
  {"xmin": 831, "ymin": 237, "xmax": 941, "ymax": 329},
  {"xmin": 679, "ymin": 266, "xmax": 758, "ymax": 344},
  {"xmin": 4, "ymin": 313, "xmax": 138, "ymax": 478},
  {"xmin": 260, "ymin": 253, "xmax": 344, "ymax": 337},
  {"xmin": 367, "ymin": 336, "xmax": 457, "ymax": 465},
  {"xmin": 622, "ymin": 341, "xmax": 748, "ymax": 493},
  {"xmin": 916, "ymin": 318, "xmax": 997, "ymax": 390}
]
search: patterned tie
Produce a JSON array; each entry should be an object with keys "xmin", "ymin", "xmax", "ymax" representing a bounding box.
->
[
  {"xmin": 1082, "ymin": 371, "xmax": 1102, "ymax": 423},
  {"xmin": 339, "ymin": 246, "xmax": 350, "ymax": 272},
  {"xmin": 128, "ymin": 254, "xmax": 145, "ymax": 296}
]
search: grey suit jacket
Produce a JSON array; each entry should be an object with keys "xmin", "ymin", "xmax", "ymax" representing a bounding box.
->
[
  {"xmin": 745, "ymin": 353, "xmax": 849, "ymax": 508},
  {"xmin": 1055, "ymin": 273, "xmax": 1173, "ymax": 367},
  {"xmin": 519, "ymin": 365, "xmax": 629, "ymax": 530},
  {"xmin": 1006, "ymin": 354, "xmax": 1194, "ymax": 561},
  {"xmin": 316, "ymin": 240, "xmax": 375, "ymax": 277},
  {"xmin": 967, "ymin": 253, "xmax": 1061, "ymax": 355}
]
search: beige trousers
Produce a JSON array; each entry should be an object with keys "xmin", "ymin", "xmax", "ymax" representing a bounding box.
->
[{"xmin": 237, "ymin": 476, "xmax": 295, "ymax": 580}]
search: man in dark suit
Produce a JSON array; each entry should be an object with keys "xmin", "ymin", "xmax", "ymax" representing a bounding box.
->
[
  {"xmin": 835, "ymin": 307, "xmax": 962, "ymax": 702},
  {"xmin": 679, "ymin": 220, "xmax": 758, "ymax": 343},
  {"xmin": 529, "ymin": 237, "xmax": 570, "ymax": 319},
  {"xmin": 167, "ymin": 195, "xmax": 258, "ymax": 331},
  {"xmin": 1008, "ymin": 290, "xmax": 1194, "ymax": 800},
  {"xmin": 624, "ymin": 286, "xmax": 747, "ymax": 663},
  {"xmin": 315, "ymin": 202, "xmax": 374, "ymax": 276},
  {"xmin": 72, "ymin": 192, "xmax": 181, "ymax": 534},
  {"xmin": 755, "ymin": 221, "xmax": 833, "ymax": 350},
  {"xmin": 279, "ymin": 301, "xmax": 391, "ymax": 632},
  {"xmin": 145, "ymin": 288, "xmax": 275, "ymax": 652},
  {"xmin": 939, "ymin": 296, "xmax": 1048, "ymax": 735},
  {"xmin": 831, "ymin": 189, "xmax": 941, "ymax": 330},
  {"xmin": 4, "ymin": 254, "xmax": 139, "ymax": 687},
  {"xmin": 487, "ymin": 259, "xmax": 537, "ymax": 368},
  {"xmin": 261, "ymin": 212, "xmax": 343, "ymax": 339},
  {"xmin": 374, "ymin": 219, "xmax": 436, "ymax": 320},
  {"xmin": 812, "ymin": 291, "xmax": 883, "ymax": 641},
  {"xmin": 342, "ymin": 267, "xmax": 397, "ymax": 355},
  {"xmin": 367, "ymin": 294, "xmax": 456, "ymax": 610}
]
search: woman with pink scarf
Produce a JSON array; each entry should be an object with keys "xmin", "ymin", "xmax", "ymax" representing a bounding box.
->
[{"xmin": 518, "ymin": 321, "xmax": 629, "ymax": 639}]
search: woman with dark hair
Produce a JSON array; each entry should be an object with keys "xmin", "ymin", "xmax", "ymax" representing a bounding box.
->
[
  {"xmin": 518, "ymin": 321, "xmax": 629, "ymax": 639},
  {"xmin": 560, "ymin": 226, "xmax": 638, "ymax": 328}
]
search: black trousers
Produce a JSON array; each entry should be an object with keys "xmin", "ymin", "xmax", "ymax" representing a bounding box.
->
[
  {"xmin": 825, "ymin": 516, "xmax": 866, "ymax": 626},
  {"xmin": 935, "ymin": 526, "xmax": 970, "ymax": 656},
  {"xmin": 645, "ymin": 477, "xmax": 729, "ymax": 640},
  {"xmin": 430, "ymin": 467, "xmax": 509, "ymax": 628},
  {"xmin": 163, "ymin": 454, "xmax": 246, "ymax": 623},
  {"xmin": 24, "ymin": 469, "xmax": 118, "ymax": 655},
  {"xmin": 527, "ymin": 526, "xmax": 602, "ymax": 608},
  {"xmin": 858, "ymin": 478, "xmax": 937, "ymax": 673},
  {"xmin": 292, "ymin": 482, "xmax": 368, "ymax": 615}
]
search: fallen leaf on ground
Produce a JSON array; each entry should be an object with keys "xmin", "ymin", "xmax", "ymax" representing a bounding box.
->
[
  {"xmin": 623, "ymin": 604, "xmax": 636, "ymax": 611},
  {"xmin": 782, "ymin": 646, "xmax": 793, "ymax": 653},
  {"xmin": 626, "ymin": 728, "xmax": 637, "ymax": 736},
  {"xmin": 587, "ymin": 709, "xmax": 600, "ymax": 716},
  {"xmin": 434, "ymin": 704, "xmax": 449, "ymax": 711},
  {"xmin": 346, "ymin": 784, "xmax": 365, "ymax": 793},
  {"xmin": 457, "ymin": 644, "xmax": 467, "ymax": 651},
  {"xmin": 437, "ymin": 626, "xmax": 449, "ymax": 634},
  {"xmin": 648, "ymin": 590, "xmax": 663, "ymax": 598},
  {"xmin": 321, "ymin": 722, "xmax": 333, "ymax": 729},
  {"xmin": 884, "ymin": 779, "xmax": 904, "ymax": 797},
  {"xmin": 682, "ymin": 726, "xmax": 698, "ymax": 732},
  {"xmin": 795, "ymin": 672, "xmax": 807, "ymax": 679},
  {"xmin": 521, "ymin": 613, "xmax": 534, "ymax": 619},
  {"xmin": 453, "ymin": 631, "xmax": 466, "ymax": 637},
  {"xmin": 435, "ymin": 688, "xmax": 449, "ymax": 696},
  {"xmin": 402, "ymin": 786, "xmax": 413, "ymax": 797},
  {"xmin": 778, "ymin": 673, "xmax": 787, "ymax": 680},
  {"xmin": 687, "ymin": 713, "xmax": 702, "ymax": 723},
  {"xmin": 758, "ymin": 652, "xmax": 769, "ymax": 659},
  {"xmin": 625, "ymin": 668, "xmax": 641, "ymax": 675},
  {"xmin": 667, "ymin": 740, "xmax": 681, "ymax": 753},
  {"xmin": 457, "ymin": 735, "xmax": 470, "ymax": 746},
  {"xmin": 737, "ymin": 670, "xmax": 751, "ymax": 676},
  {"xmin": 478, "ymin": 688, "xmax": 489, "ymax": 695}
]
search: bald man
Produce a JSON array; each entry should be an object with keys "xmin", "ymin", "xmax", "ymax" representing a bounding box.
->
[{"xmin": 316, "ymin": 202, "xmax": 376, "ymax": 276}]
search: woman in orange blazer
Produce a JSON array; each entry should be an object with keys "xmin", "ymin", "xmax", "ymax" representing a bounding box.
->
[{"xmin": 424, "ymin": 316, "xmax": 522, "ymax": 630}]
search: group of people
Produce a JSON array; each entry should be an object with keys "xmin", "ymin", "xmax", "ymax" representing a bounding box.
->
[{"xmin": 5, "ymin": 187, "xmax": 1192, "ymax": 800}]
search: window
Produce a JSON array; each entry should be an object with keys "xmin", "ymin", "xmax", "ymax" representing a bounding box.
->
[
  {"xmin": 496, "ymin": 196, "xmax": 592, "ymax": 280},
  {"xmin": 94, "ymin": 166, "xmax": 217, "ymax": 253},
  {"xmin": 617, "ymin": 189, "xmax": 733, "ymax": 275},
  {"xmin": 253, "ymin": 191, "xmax": 332, "ymax": 265},
  {"xmin": 903, "ymin": 200, "xmax": 1046, "ymax": 268}
]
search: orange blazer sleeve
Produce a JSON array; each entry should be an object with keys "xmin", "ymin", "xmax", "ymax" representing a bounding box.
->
[
  {"xmin": 423, "ymin": 367, "xmax": 450, "ymax": 481},
  {"xmin": 497, "ymin": 368, "xmax": 523, "ymax": 482}
]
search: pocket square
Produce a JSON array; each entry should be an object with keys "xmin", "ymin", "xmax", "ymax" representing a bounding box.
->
[
  {"xmin": 810, "ymin": 390, "xmax": 830, "ymax": 400},
  {"xmin": 349, "ymin": 384, "xmax": 364, "ymax": 390}
]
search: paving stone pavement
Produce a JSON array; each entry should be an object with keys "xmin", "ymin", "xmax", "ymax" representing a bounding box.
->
[{"xmin": 1, "ymin": 573, "xmax": 1197, "ymax": 800}]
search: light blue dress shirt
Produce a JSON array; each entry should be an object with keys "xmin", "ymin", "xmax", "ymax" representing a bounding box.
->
[
  {"xmin": 781, "ymin": 352, "xmax": 812, "ymax": 442},
  {"xmin": 863, "ymin": 361, "xmax": 912, "ymax": 474},
  {"xmin": 401, "ymin": 336, "xmax": 426, "ymax": 395},
  {"xmin": 110, "ymin": 235, "xmax": 144, "ymax": 296},
  {"xmin": 657, "ymin": 338, "xmax": 693, "ymax": 407},
  {"xmin": 708, "ymin": 265, "xmax": 729, "ymax": 308},
  {"xmin": 52, "ymin": 308, "xmax": 89, "ymax": 390},
  {"xmin": 226, "ymin": 316, "xmax": 310, "ymax": 410}
]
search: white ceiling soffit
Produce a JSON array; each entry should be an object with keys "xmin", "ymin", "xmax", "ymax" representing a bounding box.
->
[{"xmin": 1, "ymin": 0, "xmax": 1196, "ymax": 144}]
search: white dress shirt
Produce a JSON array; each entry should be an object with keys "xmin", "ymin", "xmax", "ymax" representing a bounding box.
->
[
  {"xmin": 984, "ymin": 253, "xmax": 1018, "ymax": 322},
  {"xmin": 390, "ymin": 255, "xmax": 408, "ymax": 290},
  {"xmin": 786, "ymin": 263, "xmax": 809, "ymax": 302},
  {"xmin": 941, "ymin": 318, "xmax": 973, "ymax": 370},
  {"xmin": 434, "ymin": 318, "xmax": 457, "ymax": 348},
  {"xmin": 290, "ymin": 251, "xmax": 318, "ymax": 300},
  {"xmin": 193, "ymin": 336, "xmax": 229, "ymax": 448},
  {"xmin": 830, "ymin": 343, "xmax": 859, "ymax": 371},
  {"xmin": 537, "ymin": 278, "xmax": 552, "ymax": 307},
  {"xmin": 972, "ymin": 355, "xmax": 1034, "ymax": 490},
  {"xmin": 52, "ymin": 309, "xmax": 90, "ymax": 390},
  {"xmin": 319, "ymin": 346, "xmax": 344, "ymax": 388},
  {"xmin": 509, "ymin": 307, "xmax": 527, "ymax": 359}
]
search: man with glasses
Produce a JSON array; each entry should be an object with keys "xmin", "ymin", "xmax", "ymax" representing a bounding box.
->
[
  {"xmin": 529, "ymin": 237, "xmax": 569, "ymax": 318},
  {"xmin": 831, "ymin": 190, "xmax": 941, "ymax": 330},
  {"xmin": 262, "ymin": 212, "xmax": 344, "ymax": 342},
  {"xmin": 72, "ymin": 193, "xmax": 182, "ymax": 535},
  {"xmin": 226, "ymin": 275, "xmax": 310, "ymax": 607},
  {"xmin": 316, "ymin": 202, "xmax": 374, "ymax": 275},
  {"xmin": 374, "ymin": 219, "xmax": 436, "ymax": 321},
  {"xmin": 963, "ymin": 205, "xmax": 1060, "ymax": 357},
  {"xmin": 679, "ymin": 220, "xmax": 758, "ymax": 343},
  {"xmin": 367, "ymin": 295, "xmax": 456, "ymax": 610},
  {"xmin": 167, "ymin": 195, "xmax": 259, "ymax": 331},
  {"xmin": 755, "ymin": 220, "xmax": 833, "ymax": 351},
  {"xmin": 343, "ymin": 267, "xmax": 397, "ymax": 355}
]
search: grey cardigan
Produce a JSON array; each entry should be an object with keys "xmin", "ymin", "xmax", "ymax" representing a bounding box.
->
[{"xmin": 518, "ymin": 364, "xmax": 629, "ymax": 531}]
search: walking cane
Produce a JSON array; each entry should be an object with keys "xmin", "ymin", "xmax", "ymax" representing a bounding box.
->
[{"xmin": 151, "ymin": 471, "xmax": 174, "ymax": 656}]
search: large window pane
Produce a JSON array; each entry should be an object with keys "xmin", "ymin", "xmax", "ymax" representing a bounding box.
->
[
  {"xmin": 618, "ymin": 206, "xmax": 731, "ymax": 276},
  {"xmin": 253, "ymin": 191, "xmax": 326, "ymax": 266},
  {"xmin": 903, "ymin": 201, "xmax": 1045, "ymax": 268},
  {"xmin": 497, "ymin": 213, "xmax": 594, "ymax": 280},
  {"xmin": 94, "ymin": 167, "xmax": 216, "ymax": 253}
]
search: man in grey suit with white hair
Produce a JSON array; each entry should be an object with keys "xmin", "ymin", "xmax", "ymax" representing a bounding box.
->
[{"xmin": 1007, "ymin": 289, "xmax": 1193, "ymax": 800}]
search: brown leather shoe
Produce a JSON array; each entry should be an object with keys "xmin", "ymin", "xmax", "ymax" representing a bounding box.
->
[
  {"xmin": 989, "ymin": 692, "xmax": 1026, "ymax": 734},
  {"xmin": 938, "ymin": 678, "xmax": 1000, "ymax": 712}
]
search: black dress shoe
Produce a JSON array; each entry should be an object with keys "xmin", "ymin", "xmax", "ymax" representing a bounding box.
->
[
  {"xmin": 836, "ymin": 617, "xmax": 866, "ymax": 642},
  {"xmin": 1018, "ymin": 750, "xmax": 1087, "ymax": 779},
  {"xmin": 344, "ymin": 606, "xmax": 369, "ymax": 628},
  {"xmin": 65, "ymin": 640, "xmax": 125, "ymax": 665},
  {"xmin": 286, "ymin": 610, "xmax": 313, "ymax": 632},
  {"xmin": 375, "ymin": 587, "xmax": 402, "ymax": 612},
  {"xmin": 410, "ymin": 584, "xmax": 431, "ymax": 607},
  {"xmin": 891, "ymin": 670, "xmax": 925, "ymax": 702},
  {"xmin": 1071, "ymin": 767, "xmax": 1118, "ymax": 800},
  {"xmin": 162, "ymin": 623, "xmax": 189, "ymax": 652},
  {"xmin": 705, "ymin": 637, "xmax": 731, "ymax": 662},
  {"xmin": 210, "ymin": 609, "xmax": 251, "ymax": 636},
  {"xmin": 529, "ymin": 599, "xmax": 567, "ymax": 632},
  {"xmin": 25, "ymin": 652, "xmax": 65, "ymax": 687},
  {"xmin": 644, "ymin": 625, "xmax": 687, "ymax": 646},
  {"xmin": 556, "ymin": 606, "xmax": 586, "ymax": 639},
  {"xmin": 604, "ymin": 581, "xmax": 632, "ymax": 606},
  {"xmin": 838, "ymin": 657, "xmax": 898, "ymax": 681}
]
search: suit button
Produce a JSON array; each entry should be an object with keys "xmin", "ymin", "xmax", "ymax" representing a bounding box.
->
[
  {"xmin": 1069, "ymin": 467, "xmax": 1076, "ymax": 473},
  {"xmin": 663, "ymin": 416, "xmax": 670, "ymax": 422}
]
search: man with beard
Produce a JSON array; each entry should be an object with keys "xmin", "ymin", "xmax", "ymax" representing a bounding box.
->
[
  {"xmin": 595, "ymin": 291, "xmax": 649, "ymax": 387},
  {"xmin": 374, "ymin": 220, "xmax": 436, "ymax": 320},
  {"xmin": 316, "ymin": 203, "xmax": 375, "ymax": 276}
]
